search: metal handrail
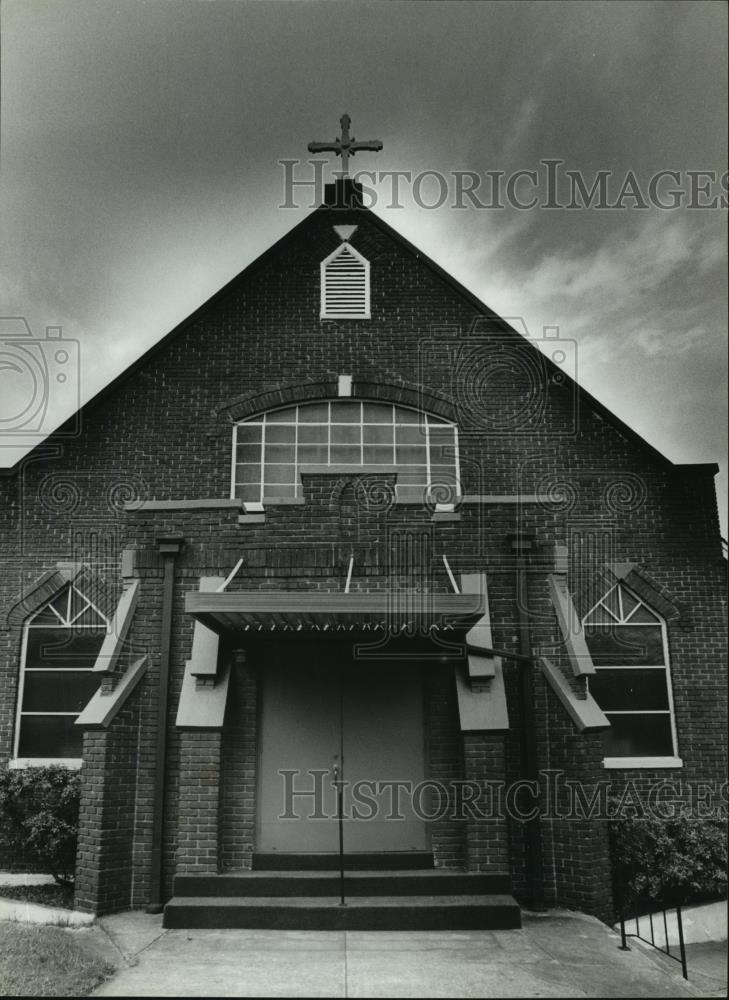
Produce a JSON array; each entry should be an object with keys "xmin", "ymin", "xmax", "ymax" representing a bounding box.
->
[
  {"xmin": 610, "ymin": 824, "xmax": 688, "ymax": 981},
  {"xmin": 617, "ymin": 895, "xmax": 688, "ymax": 980}
]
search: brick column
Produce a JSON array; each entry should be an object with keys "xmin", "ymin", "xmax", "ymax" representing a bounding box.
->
[
  {"xmin": 220, "ymin": 661, "xmax": 259, "ymax": 870},
  {"xmin": 426, "ymin": 666, "xmax": 466, "ymax": 869},
  {"xmin": 463, "ymin": 731, "xmax": 509, "ymax": 872},
  {"xmin": 75, "ymin": 701, "xmax": 140, "ymax": 914},
  {"xmin": 176, "ymin": 730, "xmax": 223, "ymax": 874}
]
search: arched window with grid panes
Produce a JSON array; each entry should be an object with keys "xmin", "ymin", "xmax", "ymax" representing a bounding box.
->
[
  {"xmin": 232, "ymin": 400, "xmax": 460, "ymax": 506},
  {"xmin": 583, "ymin": 581, "xmax": 680, "ymax": 766},
  {"xmin": 13, "ymin": 585, "xmax": 108, "ymax": 765}
]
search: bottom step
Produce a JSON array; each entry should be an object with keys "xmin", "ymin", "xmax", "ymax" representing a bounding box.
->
[{"xmin": 163, "ymin": 894, "xmax": 521, "ymax": 930}]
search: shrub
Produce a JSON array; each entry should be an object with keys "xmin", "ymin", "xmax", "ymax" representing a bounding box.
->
[
  {"xmin": 0, "ymin": 767, "xmax": 80, "ymax": 886},
  {"xmin": 610, "ymin": 813, "xmax": 727, "ymax": 910}
]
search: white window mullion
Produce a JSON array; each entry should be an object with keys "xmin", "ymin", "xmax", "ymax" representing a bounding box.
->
[
  {"xmin": 12, "ymin": 627, "xmax": 30, "ymax": 760},
  {"xmin": 293, "ymin": 406, "xmax": 300, "ymax": 499},
  {"xmin": 424, "ymin": 417, "xmax": 432, "ymax": 498},
  {"xmin": 662, "ymin": 619, "xmax": 680, "ymax": 758},
  {"xmin": 230, "ymin": 422, "xmax": 238, "ymax": 500},
  {"xmin": 391, "ymin": 406, "xmax": 396, "ymax": 464},
  {"xmin": 260, "ymin": 415, "xmax": 267, "ymax": 503}
]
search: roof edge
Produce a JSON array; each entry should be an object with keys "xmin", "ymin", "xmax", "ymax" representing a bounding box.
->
[{"xmin": 0, "ymin": 199, "xmax": 709, "ymax": 475}]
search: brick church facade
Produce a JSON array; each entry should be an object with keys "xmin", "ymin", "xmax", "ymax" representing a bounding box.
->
[{"xmin": 1, "ymin": 178, "xmax": 725, "ymax": 928}]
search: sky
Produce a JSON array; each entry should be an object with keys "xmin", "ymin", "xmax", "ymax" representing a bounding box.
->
[{"xmin": 1, "ymin": 0, "xmax": 727, "ymax": 530}]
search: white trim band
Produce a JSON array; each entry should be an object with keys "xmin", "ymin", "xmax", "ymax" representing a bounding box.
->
[{"xmin": 603, "ymin": 756, "xmax": 684, "ymax": 769}]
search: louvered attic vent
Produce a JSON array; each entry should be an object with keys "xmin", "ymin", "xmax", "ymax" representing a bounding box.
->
[{"xmin": 320, "ymin": 242, "xmax": 370, "ymax": 318}]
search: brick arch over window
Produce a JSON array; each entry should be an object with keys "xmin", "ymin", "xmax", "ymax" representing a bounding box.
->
[
  {"xmin": 5, "ymin": 565, "xmax": 115, "ymax": 631},
  {"xmin": 215, "ymin": 380, "xmax": 458, "ymax": 426},
  {"xmin": 575, "ymin": 565, "xmax": 686, "ymax": 626}
]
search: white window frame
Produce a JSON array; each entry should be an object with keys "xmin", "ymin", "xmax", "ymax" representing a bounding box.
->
[
  {"xmin": 320, "ymin": 242, "xmax": 371, "ymax": 319},
  {"xmin": 582, "ymin": 581, "xmax": 682, "ymax": 769},
  {"xmin": 12, "ymin": 585, "xmax": 109, "ymax": 768},
  {"xmin": 231, "ymin": 400, "xmax": 461, "ymax": 506}
]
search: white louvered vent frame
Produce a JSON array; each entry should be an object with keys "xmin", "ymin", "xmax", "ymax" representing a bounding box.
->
[{"xmin": 320, "ymin": 242, "xmax": 371, "ymax": 319}]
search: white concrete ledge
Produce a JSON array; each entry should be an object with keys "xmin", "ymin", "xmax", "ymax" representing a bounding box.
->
[
  {"xmin": 618, "ymin": 899, "xmax": 727, "ymax": 946},
  {"xmin": 124, "ymin": 498, "xmax": 244, "ymax": 511},
  {"xmin": 548, "ymin": 574, "xmax": 596, "ymax": 677},
  {"xmin": 76, "ymin": 656, "xmax": 148, "ymax": 729},
  {"xmin": 9, "ymin": 758, "xmax": 82, "ymax": 770},
  {"xmin": 455, "ymin": 662, "xmax": 509, "ymax": 731},
  {"xmin": 462, "ymin": 494, "xmax": 554, "ymax": 504},
  {"xmin": 540, "ymin": 655, "xmax": 609, "ymax": 732},
  {"xmin": 603, "ymin": 756, "xmax": 683, "ymax": 769},
  {"xmin": 0, "ymin": 896, "xmax": 94, "ymax": 926},
  {"xmin": 0, "ymin": 874, "xmax": 55, "ymax": 886},
  {"xmin": 176, "ymin": 663, "xmax": 230, "ymax": 729},
  {"xmin": 93, "ymin": 579, "xmax": 140, "ymax": 675},
  {"xmin": 460, "ymin": 572, "xmax": 500, "ymax": 680},
  {"xmin": 187, "ymin": 577, "xmax": 224, "ymax": 680}
]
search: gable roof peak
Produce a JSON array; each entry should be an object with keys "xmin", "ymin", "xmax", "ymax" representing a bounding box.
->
[{"xmin": 324, "ymin": 178, "xmax": 365, "ymax": 209}]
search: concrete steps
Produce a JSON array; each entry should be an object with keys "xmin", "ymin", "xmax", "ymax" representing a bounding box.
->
[
  {"xmin": 251, "ymin": 851, "xmax": 435, "ymax": 871},
  {"xmin": 163, "ymin": 893, "xmax": 521, "ymax": 930},
  {"xmin": 163, "ymin": 868, "xmax": 520, "ymax": 930},
  {"xmin": 173, "ymin": 869, "xmax": 512, "ymax": 897}
]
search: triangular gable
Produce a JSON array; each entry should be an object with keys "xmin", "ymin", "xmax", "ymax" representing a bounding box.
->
[{"xmin": 0, "ymin": 198, "xmax": 718, "ymax": 477}]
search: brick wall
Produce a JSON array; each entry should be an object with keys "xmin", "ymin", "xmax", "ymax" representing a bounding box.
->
[
  {"xmin": 0, "ymin": 201, "xmax": 725, "ymax": 918},
  {"xmin": 219, "ymin": 660, "xmax": 258, "ymax": 870},
  {"xmin": 177, "ymin": 731, "xmax": 223, "ymax": 874},
  {"xmin": 75, "ymin": 696, "xmax": 142, "ymax": 914},
  {"xmin": 425, "ymin": 665, "xmax": 467, "ymax": 869}
]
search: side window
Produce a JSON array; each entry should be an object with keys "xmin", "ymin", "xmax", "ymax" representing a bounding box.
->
[
  {"xmin": 14, "ymin": 585, "xmax": 108, "ymax": 763},
  {"xmin": 583, "ymin": 582, "xmax": 679, "ymax": 762}
]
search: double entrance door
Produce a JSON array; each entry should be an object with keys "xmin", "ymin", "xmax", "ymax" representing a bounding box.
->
[{"xmin": 257, "ymin": 641, "xmax": 427, "ymax": 855}]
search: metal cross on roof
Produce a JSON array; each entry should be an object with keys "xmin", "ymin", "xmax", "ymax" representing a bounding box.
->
[{"xmin": 308, "ymin": 114, "xmax": 383, "ymax": 177}]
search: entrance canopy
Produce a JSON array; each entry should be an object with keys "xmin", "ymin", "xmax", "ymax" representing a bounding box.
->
[{"xmin": 184, "ymin": 590, "xmax": 484, "ymax": 634}]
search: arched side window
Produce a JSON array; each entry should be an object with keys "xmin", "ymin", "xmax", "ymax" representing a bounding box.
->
[
  {"xmin": 232, "ymin": 400, "xmax": 460, "ymax": 505},
  {"xmin": 13, "ymin": 585, "xmax": 109, "ymax": 765},
  {"xmin": 320, "ymin": 242, "xmax": 370, "ymax": 318},
  {"xmin": 583, "ymin": 582, "xmax": 680, "ymax": 764}
]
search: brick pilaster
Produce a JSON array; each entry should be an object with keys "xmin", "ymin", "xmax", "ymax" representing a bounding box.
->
[
  {"xmin": 176, "ymin": 730, "xmax": 223, "ymax": 873},
  {"xmin": 74, "ymin": 699, "xmax": 141, "ymax": 914},
  {"xmin": 463, "ymin": 731, "xmax": 509, "ymax": 872}
]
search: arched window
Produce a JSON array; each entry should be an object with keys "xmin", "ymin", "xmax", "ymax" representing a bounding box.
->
[
  {"xmin": 232, "ymin": 400, "xmax": 460, "ymax": 505},
  {"xmin": 583, "ymin": 582, "xmax": 679, "ymax": 764},
  {"xmin": 320, "ymin": 242, "xmax": 370, "ymax": 318},
  {"xmin": 13, "ymin": 585, "xmax": 109, "ymax": 765}
]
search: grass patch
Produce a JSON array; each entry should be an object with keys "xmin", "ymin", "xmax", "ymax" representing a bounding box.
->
[
  {"xmin": 0, "ymin": 884, "xmax": 75, "ymax": 909},
  {"xmin": 0, "ymin": 922, "xmax": 113, "ymax": 996}
]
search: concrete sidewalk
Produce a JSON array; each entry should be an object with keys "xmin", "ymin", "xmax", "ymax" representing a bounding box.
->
[{"xmin": 89, "ymin": 908, "xmax": 721, "ymax": 998}]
